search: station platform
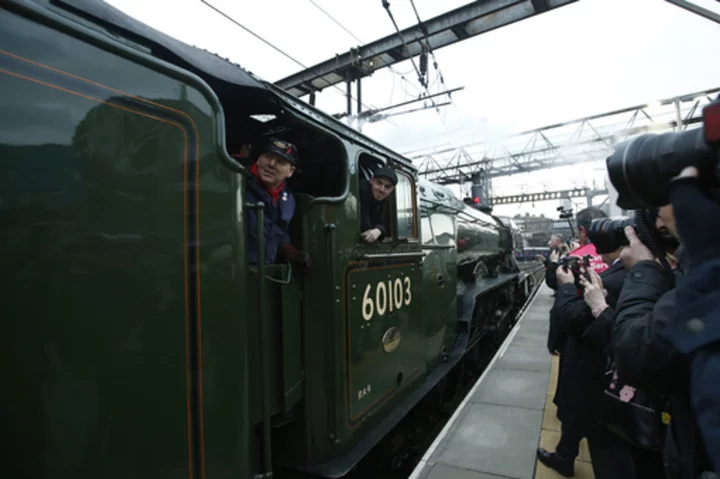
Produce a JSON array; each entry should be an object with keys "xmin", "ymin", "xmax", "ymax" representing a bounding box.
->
[{"xmin": 409, "ymin": 285, "xmax": 595, "ymax": 479}]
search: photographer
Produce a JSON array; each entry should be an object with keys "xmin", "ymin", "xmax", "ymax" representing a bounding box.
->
[
  {"xmin": 538, "ymin": 208, "xmax": 631, "ymax": 478},
  {"xmin": 610, "ymin": 207, "xmax": 710, "ymax": 478},
  {"xmin": 540, "ymin": 234, "xmax": 569, "ymax": 295},
  {"xmin": 538, "ymin": 234, "xmax": 568, "ymax": 267},
  {"xmin": 605, "ymin": 97, "xmax": 719, "ymax": 478},
  {"xmin": 668, "ymin": 166, "xmax": 720, "ymax": 472},
  {"xmin": 577, "ymin": 216, "xmax": 669, "ymax": 476},
  {"xmin": 546, "ymin": 207, "xmax": 607, "ymax": 353}
]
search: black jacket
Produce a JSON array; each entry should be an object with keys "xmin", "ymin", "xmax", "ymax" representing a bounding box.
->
[
  {"xmin": 545, "ymin": 262, "xmax": 559, "ymax": 290},
  {"xmin": 545, "ymin": 263, "xmax": 562, "ymax": 354},
  {"xmin": 551, "ymin": 261, "xmax": 627, "ymax": 431},
  {"xmin": 359, "ymin": 180, "xmax": 389, "ymax": 237},
  {"xmin": 612, "ymin": 253, "xmax": 712, "ymax": 478}
]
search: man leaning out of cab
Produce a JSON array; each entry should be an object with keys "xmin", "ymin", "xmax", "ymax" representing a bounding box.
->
[
  {"xmin": 246, "ymin": 137, "xmax": 311, "ymax": 272},
  {"xmin": 360, "ymin": 166, "xmax": 397, "ymax": 243}
]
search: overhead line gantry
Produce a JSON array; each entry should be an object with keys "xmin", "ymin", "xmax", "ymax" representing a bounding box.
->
[{"xmin": 275, "ymin": 0, "xmax": 578, "ymax": 118}]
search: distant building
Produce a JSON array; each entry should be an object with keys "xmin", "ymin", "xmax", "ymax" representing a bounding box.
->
[{"xmin": 511, "ymin": 213, "xmax": 576, "ymax": 246}]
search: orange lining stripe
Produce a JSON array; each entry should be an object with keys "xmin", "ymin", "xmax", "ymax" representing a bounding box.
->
[
  {"xmin": 0, "ymin": 47, "xmax": 208, "ymax": 478},
  {"xmin": 0, "ymin": 65, "xmax": 197, "ymax": 479},
  {"xmin": 0, "ymin": 50, "xmax": 206, "ymax": 476}
]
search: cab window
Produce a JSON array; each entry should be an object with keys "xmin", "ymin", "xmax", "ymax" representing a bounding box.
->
[
  {"xmin": 395, "ymin": 171, "xmax": 417, "ymax": 240},
  {"xmin": 357, "ymin": 153, "xmax": 418, "ymax": 243}
]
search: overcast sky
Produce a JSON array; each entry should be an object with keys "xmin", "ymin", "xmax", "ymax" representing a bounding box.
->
[{"xmin": 108, "ymin": 0, "xmax": 720, "ymax": 218}]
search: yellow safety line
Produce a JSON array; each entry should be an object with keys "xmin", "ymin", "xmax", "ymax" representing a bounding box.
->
[{"xmin": 535, "ymin": 355, "xmax": 595, "ymax": 478}]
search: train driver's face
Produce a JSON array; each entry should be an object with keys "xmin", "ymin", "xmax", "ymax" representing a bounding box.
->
[
  {"xmin": 370, "ymin": 176, "xmax": 394, "ymax": 201},
  {"xmin": 257, "ymin": 153, "xmax": 295, "ymax": 189}
]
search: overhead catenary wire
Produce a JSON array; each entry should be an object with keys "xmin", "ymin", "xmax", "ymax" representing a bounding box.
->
[
  {"xmin": 381, "ymin": 0, "xmax": 427, "ymax": 89},
  {"xmin": 382, "ymin": 1, "xmax": 453, "ymax": 114},
  {"xmin": 381, "ymin": 0, "xmax": 458, "ymax": 150},
  {"xmin": 201, "ymin": 0, "xmax": 306, "ymax": 69},
  {"xmin": 200, "ymin": 0, "xmax": 393, "ymax": 123},
  {"xmin": 408, "ymin": 0, "xmax": 462, "ymax": 117},
  {"xmin": 308, "ymin": 0, "xmax": 461, "ymax": 128},
  {"xmin": 306, "ymin": 0, "xmax": 424, "ymax": 100}
]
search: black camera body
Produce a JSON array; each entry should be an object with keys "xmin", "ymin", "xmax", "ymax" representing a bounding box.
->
[
  {"xmin": 588, "ymin": 217, "xmax": 635, "ymax": 255},
  {"xmin": 606, "ymin": 95, "xmax": 720, "ymax": 210},
  {"xmin": 559, "ymin": 254, "xmax": 592, "ymax": 289},
  {"xmin": 557, "ymin": 205, "xmax": 574, "ymax": 220},
  {"xmin": 587, "ymin": 211, "xmax": 680, "ymax": 272}
]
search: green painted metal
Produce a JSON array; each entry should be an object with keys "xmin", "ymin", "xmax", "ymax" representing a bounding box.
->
[
  {"xmin": 278, "ymin": 267, "xmax": 304, "ymax": 413},
  {"xmin": 344, "ymin": 260, "xmax": 424, "ymax": 422},
  {"xmin": 2, "ymin": 2, "xmax": 535, "ymax": 478},
  {"xmin": 1, "ymin": 2, "xmax": 254, "ymax": 478},
  {"xmin": 418, "ymin": 206, "xmax": 459, "ymax": 368},
  {"xmin": 251, "ymin": 202, "xmax": 273, "ymax": 478}
]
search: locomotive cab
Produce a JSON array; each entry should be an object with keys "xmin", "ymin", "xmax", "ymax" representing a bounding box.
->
[
  {"xmin": 223, "ymin": 105, "xmax": 354, "ymax": 436},
  {"xmin": 269, "ymin": 137, "xmax": 431, "ymax": 471}
]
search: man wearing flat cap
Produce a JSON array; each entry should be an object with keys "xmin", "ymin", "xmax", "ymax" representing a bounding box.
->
[
  {"xmin": 360, "ymin": 166, "xmax": 398, "ymax": 243},
  {"xmin": 246, "ymin": 137, "xmax": 311, "ymax": 271}
]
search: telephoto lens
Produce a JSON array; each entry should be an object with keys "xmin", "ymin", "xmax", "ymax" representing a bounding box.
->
[
  {"xmin": 587, "ymin": 217, "xmax": 634, "ymax": 254},
  {"xmin": 606, "ymin": 128, "xmax": 716, "ymax": 210}
]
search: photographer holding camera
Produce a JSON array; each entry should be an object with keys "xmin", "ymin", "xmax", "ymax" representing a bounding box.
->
[
  {"xmin": 539, "ymin": 207, "xmax": 637, "ymax": 478},
  {"xmin": 541, "ymin": 234, "xmax": 570, "ymax": 291},
  {"xmin": 668, "ymin": 166, "xmax": 720, "ymax": 473},
  {"xmin": 546, "ymin": 207, "xmax": 607, "ymax": 354},
  {"xmin": 579, "ymin": 214, "xmax": 673, "ymax": 476},
  {"xmin": 605, "ymin": 96, "xmax": 719, "ymax": 478}
]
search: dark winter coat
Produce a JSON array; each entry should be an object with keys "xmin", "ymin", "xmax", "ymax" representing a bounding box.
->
[
  {"xmin": 612, "ymin": 254, "xmax": 713, "ymax": 478},
  {"xmin": 245, "ymin": 178, "xmax": 295, "ymax": 265},
  {"xmin": 551, "ymin": 260, "xmax": 627, "ymax": 433}
]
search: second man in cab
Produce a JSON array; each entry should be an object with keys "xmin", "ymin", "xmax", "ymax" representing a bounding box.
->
[{"xmin": 360, "ymin": 167, "xmax": 397, "ymax": 243}]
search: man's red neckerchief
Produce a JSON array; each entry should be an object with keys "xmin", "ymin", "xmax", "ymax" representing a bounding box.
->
[{"xmin": 250, "ymin": 163, "xmax": 284, "ymax": 204}]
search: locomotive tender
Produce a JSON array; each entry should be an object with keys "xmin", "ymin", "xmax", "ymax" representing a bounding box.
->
[{"xmin": 1, "ymin": 1, "xmax": 539, "ymax": 478}]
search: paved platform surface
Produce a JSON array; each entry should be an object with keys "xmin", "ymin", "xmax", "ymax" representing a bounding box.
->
[{"xmin": 410, "ymin": 285, "xmax": 595, "ymax": 479}]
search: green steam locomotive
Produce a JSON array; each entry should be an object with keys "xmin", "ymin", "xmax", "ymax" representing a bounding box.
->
[{"xmin": 1, "ymin": 1, "xmax": 540, "ymax": 478}]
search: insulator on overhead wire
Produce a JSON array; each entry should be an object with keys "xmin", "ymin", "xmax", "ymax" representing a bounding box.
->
[{"xmin": 419, "ymin": 51, "xmax": 428, "ymax": 76}]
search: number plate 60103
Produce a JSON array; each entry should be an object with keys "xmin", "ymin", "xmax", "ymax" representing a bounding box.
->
[{"xmin": 361, "ymin": 277, "xmax": 412, "ymax": 321}]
